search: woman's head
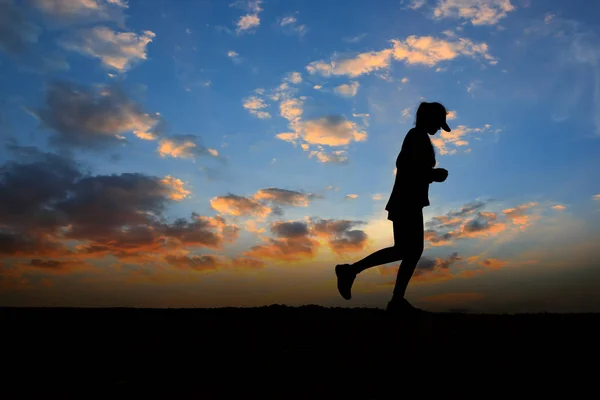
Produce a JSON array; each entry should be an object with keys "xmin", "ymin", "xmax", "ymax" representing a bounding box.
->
[{"xmin": 415, "ymin": 102, "xmax": 451, "ymax": 135}]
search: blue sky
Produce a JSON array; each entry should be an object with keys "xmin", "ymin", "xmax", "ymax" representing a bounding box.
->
[{"xmin": 1, "ymin": 0, "xmax": 600, "ymax": 312}]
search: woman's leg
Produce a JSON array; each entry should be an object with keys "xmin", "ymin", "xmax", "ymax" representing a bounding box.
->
[
  {"xmin": 350, "ymin": 222, "xmax": 405, "ymax": 274},
  {"xmin": 390, "ymin": 208, "xmax": 424, "ymax": 301}
]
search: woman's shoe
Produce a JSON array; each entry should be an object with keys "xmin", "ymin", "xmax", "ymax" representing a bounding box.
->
[{"xmin": 335, "ymin": 264, "xmax": 356, "ymax": 300}]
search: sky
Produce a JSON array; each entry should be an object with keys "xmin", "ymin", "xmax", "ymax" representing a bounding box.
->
[{"xmin": 1, "ymin": 0, "xmax": 600, "ymax": 313}]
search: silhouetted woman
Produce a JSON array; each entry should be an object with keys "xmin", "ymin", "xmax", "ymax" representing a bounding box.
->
[{"xmin": 335, "ymin": 101, "xmax": 451, "ymax": 315}]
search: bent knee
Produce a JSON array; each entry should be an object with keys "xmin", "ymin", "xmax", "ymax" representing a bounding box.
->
[{"xmin": 390, "ymin": 246, "xmax": 404, "ymax": 259}]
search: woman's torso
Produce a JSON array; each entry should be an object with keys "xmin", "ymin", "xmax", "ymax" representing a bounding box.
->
[{"xmin": 385, "ymin": 128, "xmax": 436, "ymax": 211}]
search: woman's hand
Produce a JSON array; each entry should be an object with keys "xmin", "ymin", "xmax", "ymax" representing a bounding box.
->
[{"xmin": 432, "ymin": 168, "xmax": 448, "ymax": 182}]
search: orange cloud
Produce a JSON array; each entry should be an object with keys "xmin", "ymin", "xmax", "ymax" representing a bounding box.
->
[
  {"xmin": 243, "ymin": 96, "xmax": 271, "ymax": 119},
  {"xmin": 433, "ymin": 0, "xmax": 516, "ymax": 26},
  {"xmin": 431, "ymin": 124, "xmax": 499, "ymax": 155},
  {"xmin": 210, "ymin": 194, "xmax": 272, "ymax": 217},
  {"xmin": 161, "ymin": 175, "xmax": 191, "ymax": 201},
  {"xmin": 551, "ymin": 204, "xmax": 566, "ymax": 211},
  {"xmin": 306, "ymin": 34, "xmax": 495, "ymax": 78},
  {"xmin": 245, "ymin": 236, "xmax": 320, "ymax": 261},
  {"xmin": 301, "ymin": 116, "xmax": 367, "ymax": 146},
  {"xmin": 502, "ymin": 202, "xmax": 539, "ymax": 230},
  {"xmin": 334, "ymin": 81, "xmax": 360, "ymax": 97},
  {"xmin": 158, "ymin": 135, "xmax": 219, "ymax": 160}
]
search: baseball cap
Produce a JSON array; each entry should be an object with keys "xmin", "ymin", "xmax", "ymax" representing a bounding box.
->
[{"xmin": 429, "ymin": 102, "xmax": 451, "ymax": 132}]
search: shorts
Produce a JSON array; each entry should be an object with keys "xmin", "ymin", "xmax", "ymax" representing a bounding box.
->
[{"xmin": 387, "ymin": 206, "xmax": 424, "ymax": 221}]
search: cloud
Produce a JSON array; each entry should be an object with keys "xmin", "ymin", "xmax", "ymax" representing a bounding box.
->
[
  {"xmin": 423, "ymin": 200, "xmax": 541, "ymax": 248},
  {"xmin": 279, "ymin": 98, "xmax": 303, "ymax": 122},
  {"xmin": 157, "ymin": 134, "xmax": 219, "ymax": 160},
  {"xmin": 243, "ymin": 96, "xmax": 271, "ymax": 119},
  {"xmin": 551, "ymin": 204, "xmax": 566, "ymax": 211},
  {"xmin": 287, "ymin": 71, "xmax": 302, "ymax": 84},
  {"xmin": 502, "ymin": 202, "xmax": 538, "ymax": 228},
  {"xmin": 310, "ymin": 218, "xmax": 368, "ymax": 254},
  {"xmin": 26, "ymin": 258, "xmax": 89, "ymax": 274},
  {"xmin": 259, "ymin": 72, "xmax": 362, "ymax": 164},
  {"xmin": 280, "ymin": 16, "xmax": 296, "ymax": 26},
  {"xmin": 278, "ymin": 115, "xmax": 367, "ymax": 148},
  {"xmin": 345, "ymin": 194, "xmax": 358, "ymax": 200},
  {"xmin": 209, "ymin": 186, "xmax": 321, "ymax": 221},
  {"xmin": 306, "ymin": 34, "xmax": 495, "ymax": 78},
  {"xmin": 334, "ymin": 81, "xmax": 360, "ymax": 97},
  {"xmin": 210, "ymin": 194, "xmax": 272, "ymax": 218},
  {"xmin": 0, "ymin": 0, "xmax": 41, "ymax": 55},
  {"xmin": 593, "ymin": 194, "xmax": 600, "ymax": 201},
  {"xmin": 307, "ymin": 148, "xmax": 349, "ymax": 164},
  {"xmin": 343, "ymin": 33, "xmax": 366, "ymax": 43},
  {"xmin": 231, "ymin": 257, "xmax": 265, "ymax": 270},
  {"xmin": 279, "ymin": 15, "xmax": 307, "ymax": 37},
  {"xmin": 160, "ymin": 176, "xmax": 191, "ymax": 201},
  {"xmin": 32, "ymin": 81, "xmax": 162, "ymax": 150},
  {"xmin": 31, "ymin": 0, "xmax": 127, "ymax": 25},
  {"xmin": 234, "ymin": 0, "xmax": 263, "ymax": 34},
  {"xmin": 391, "ymin": 35, "xmax": 496, "ymax": 66},
  {"xmin": 244, "ymin": 220, "xmax": 319, "ymax": 261},
  {"xmin": 0, "ymin": 148, "xmax": 238, "ymax": 265},
  {"xmin": 408, "ymin": 0, "xmax": 426, "ymax": 10},
  {"xmin": 303, "ymin": 116, "xmax": 367, "ymax": 146},
  {"xmin": 59, "ymin": 26, "xmax": 155, "ymax": 72},
  {"xmin": 252, "ymin": 188, "xmax": 319, "ymax": 207},
  {"xmin": 433, "ymin": 0, "xmax": 516, "ymax": 26},
  {"xmin": 372, "ymin": 193, "xmax": 385, "ymax": 201},
  {"xmin": 245, "ymin": 217, "xmax": 368, "ymax": 260},
  {"xmin": 165, "ymin": 254, "xmax": 225, "ymax": 272},
  {"xmin": 307, "ymin": 49, "xmax": 392, "ymax": 78},
  {"xmin": 228, "ymin": 50, "xmax": 242, "ymax": 63},
  {"xmin": 379, "ymin": 251, "xmax": 463, "ymax": 282},
  {"xmin": 430, "ymin": 124, "xmax": 500, "ymax": 155}
]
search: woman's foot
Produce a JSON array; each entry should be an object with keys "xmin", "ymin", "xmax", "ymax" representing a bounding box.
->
[
  {"xmin": 385, "ymin": 297, "xmax": 423, "ymax": 315},
  {"xmin": 335, "ymin": 264, "xmax": 356, "ymax": 300}
]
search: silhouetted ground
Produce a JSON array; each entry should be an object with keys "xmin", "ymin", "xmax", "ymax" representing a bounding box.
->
[{"xmin": 2, "ymin": 305, "xmax": 598, "ymax": 398}]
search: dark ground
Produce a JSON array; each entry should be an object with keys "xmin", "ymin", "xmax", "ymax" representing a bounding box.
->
[{"xmin": 2, "ymin": 305, "xmax": 599, "ymax": 399}]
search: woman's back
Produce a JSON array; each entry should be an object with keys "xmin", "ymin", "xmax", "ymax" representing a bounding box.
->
[{"xmin": 386, "ymin": 128, "xmax": 436, "ymax": 210}]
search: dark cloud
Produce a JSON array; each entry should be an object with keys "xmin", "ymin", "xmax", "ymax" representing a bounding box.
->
[
  {"xmin": 463, "ymin": 212, "xmax": 497, "ymax": 233},
  {"xmin": 413, "ymin": 252, "xmax": 462, "ymax": 277},
  {"xmin": 329, "ymin": 229, "xmax": 368, "ymax": 254},
  {"xmin": 29, "ymin": 0, "xmax": 127, "ymax": 27},
  {"xmin": 0, "ymin": 0, "xmax": 40, "ymax": 56},
  {"xmin": 310, "ymin": 218, "xmax": 364, "ymax": 236},
  {"xmin": 438, "ymin": 252, "xmax": 461, "ymax": 269},
  {"xmin": 243, "ymin": 217, "xmax": 367, "ymax": 261},
  {"xmin": 270, "ymin": 221, "xmax": 309, "ymax": 238},
  {"xmin": 310, "ymin": 218, "xmax": 368, "ymax": 254},
  {"xmin": 447, "ymin": 200, "xmax": 486, "ymax": 217},
  {"xmin": 32, "ymin": 81, "xmax": 163, "ymax": 150},
  {"xmin": 165, "ymin": 254, "xmax": 224, "ymax": 271},
  {"xmin": 0, "ymin": 147, "xmax": 237, "ymax": 262}
]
